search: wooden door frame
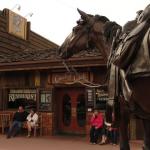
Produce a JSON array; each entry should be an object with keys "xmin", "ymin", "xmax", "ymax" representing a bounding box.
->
[{"xmin": 54, "ymin": 87, "xmax": 86, "ymax": 135}]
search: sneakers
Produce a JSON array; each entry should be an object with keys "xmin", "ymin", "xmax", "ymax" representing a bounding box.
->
[
  {"xmin": 27, "ymin": 131, "xmax": 31, "ymax": 137},
  {"xmin": 27, "ymin": 134, "xmax": 31, "ymax": 138},
  {"xmin": 90, "ymin": 143, "xmax": 96, "ymax": 145}
]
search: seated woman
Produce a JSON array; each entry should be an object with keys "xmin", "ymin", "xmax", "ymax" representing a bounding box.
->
[
  {"xmin": 26, "ymin": 108, "xmax": 38, "ymax": 137},
  {"xmin": 90, "ymin": 109, "xmax": 104, "ymax": 144}
]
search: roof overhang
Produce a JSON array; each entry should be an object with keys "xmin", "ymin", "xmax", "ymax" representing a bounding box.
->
[{"xmin": 0, "ymin": 57, "xmax": 106, "ymax": 72}]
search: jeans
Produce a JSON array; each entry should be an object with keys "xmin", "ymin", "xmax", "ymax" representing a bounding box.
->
[
  {"xmin": 90, "ymin": 126, "xmax": 102, "ymax": 143},
  {"xmin": 110, "ymin": 130, "xmax": 118, "ymax": 144},
  {"xmin": 7, "ymin": 121, "xmax": 23, "ymax": 137}
]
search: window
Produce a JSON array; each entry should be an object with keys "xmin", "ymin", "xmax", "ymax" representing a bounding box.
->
[
  {"xmin": 39, "ymin": 90, "xmax": 52, "ymax": 111},
  {"xmin": 62, "ymin": 94, "xmax": 71, "ymax": 126},
  {"xmin": 77, "ymin": 94, "xmax": 86, "ymax": 127}
]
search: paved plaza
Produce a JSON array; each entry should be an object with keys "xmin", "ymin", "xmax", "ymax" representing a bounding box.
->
[{"xmin": 0, "ymin": 135, "xmax": 143, "ymax": 150}]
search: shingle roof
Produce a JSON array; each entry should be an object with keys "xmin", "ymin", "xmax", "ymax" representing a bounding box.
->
[{"xmin": 0, "ymin": 48, "xmax": 103, "ymax": 63}]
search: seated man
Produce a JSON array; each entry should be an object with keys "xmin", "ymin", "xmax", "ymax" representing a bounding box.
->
[
  {"xmin": 102, "ymin": 114, "xmax": 119, "ymax": 145},
  {"xmin": 26, "ymin": 108, "xmax": 38, "ymax": 137},
  {"xmin": 7, "ymin": 106, "xmax": 28, "ymax": 138}
]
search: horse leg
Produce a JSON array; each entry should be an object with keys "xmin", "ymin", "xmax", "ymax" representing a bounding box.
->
[
  {"xmin": 119, "ymin": 98, "xmax": 130, "ymax": 150},
  {"xmin": 142, "ymin": 119, "xmax": 150, "ymax": 150}
]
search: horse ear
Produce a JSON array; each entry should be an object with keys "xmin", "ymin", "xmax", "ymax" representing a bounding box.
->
[{"xmin": 77, "ymin": 8, "xmax": 91, "ymax": 22}]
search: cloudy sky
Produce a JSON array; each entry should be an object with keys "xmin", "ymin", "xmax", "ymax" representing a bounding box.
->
[{"xmin": 0, "ymin": 0, "xmax": 149, "ymax": 45}]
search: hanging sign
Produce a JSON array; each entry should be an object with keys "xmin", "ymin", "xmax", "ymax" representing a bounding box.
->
[{"xmin": 8, "ymin": 10, "xmax": 27, "ymax": 40}]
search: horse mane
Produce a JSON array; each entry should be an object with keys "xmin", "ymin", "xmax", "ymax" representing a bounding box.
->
[
  {"xmin": 94, "ymin": 15, "xmax": 110, "ymax": 23},
  {"xmin": 103, "ymin": 21, "xmax": 122, "ymax": 43}
]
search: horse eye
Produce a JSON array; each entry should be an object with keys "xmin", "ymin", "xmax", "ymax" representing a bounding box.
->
[
  {"xmin": 73, "ymin": 26, "xmax": 79, "ymax": 33},
  {"xmin": 73, "ymin": 27, "xmax": 76, "ymax": 32}
]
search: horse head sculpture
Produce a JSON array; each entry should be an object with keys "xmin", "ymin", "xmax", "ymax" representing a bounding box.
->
[{"xmin": 59, "ymin": 9, "xmax": 110, "ymax": 61}]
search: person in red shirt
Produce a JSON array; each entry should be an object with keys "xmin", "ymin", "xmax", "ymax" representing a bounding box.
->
[{"xmin": 90, "ymin": 109, "xmax": 104, "ymax": 144}]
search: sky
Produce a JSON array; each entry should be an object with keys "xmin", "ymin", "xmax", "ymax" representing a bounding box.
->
[{"xmin": 0, "ymin": 0, "xmax": 149, "ymax": 45}]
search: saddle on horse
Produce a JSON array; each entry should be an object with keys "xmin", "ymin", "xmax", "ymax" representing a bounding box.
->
[{"xmin": 113, "ymin": 19, "xmax": 150, "ymax": 76}]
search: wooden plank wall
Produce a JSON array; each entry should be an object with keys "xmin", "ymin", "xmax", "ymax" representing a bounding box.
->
[{"xmin": 2, "ymin": 71, "xmax": 35, "ymax": 88}]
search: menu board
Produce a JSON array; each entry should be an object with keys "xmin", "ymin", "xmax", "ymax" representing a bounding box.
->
[
  {"xmin": 39, "ymin": 91, "xmax": 52, "ymax": 111},
  {"xmin": 86, "ymin": 88, "xmax": 94, "ymax": 108}
]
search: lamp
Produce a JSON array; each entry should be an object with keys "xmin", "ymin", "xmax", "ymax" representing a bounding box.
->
[{"xmin": 11, "ymin": 4, "xmax": 21, "ymax": 11}]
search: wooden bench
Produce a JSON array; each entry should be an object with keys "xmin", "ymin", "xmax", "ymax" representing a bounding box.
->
[{"xmin": 0, "ymin": 113, "xmax": 11, "ymax": 134}]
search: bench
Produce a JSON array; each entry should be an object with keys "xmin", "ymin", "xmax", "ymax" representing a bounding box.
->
[{"xmin": 0, "ymin": 113, "xmax": 11, "ymax": 134}]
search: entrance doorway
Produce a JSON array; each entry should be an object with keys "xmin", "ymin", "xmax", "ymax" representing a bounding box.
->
[{"xmin": 55, "ymin": 87, "xmax": 86, "ymax": 135}]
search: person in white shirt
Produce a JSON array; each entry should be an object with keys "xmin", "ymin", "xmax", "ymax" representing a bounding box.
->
[{"xmin": 26, "ymin": 108, "xmax": 38, "ymax": 137}]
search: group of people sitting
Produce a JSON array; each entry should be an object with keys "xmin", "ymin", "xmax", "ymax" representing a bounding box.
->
[
  {"xmin": 7, "ymin": 106, "xmax": 39, "ymax": 139},
  {"xmin": 90, "ymin": 109, "xmax": 118, "ymax": 145},
  {"xmin": 7, "ymin": 105, "xmax": 117, "ymax": 144}
]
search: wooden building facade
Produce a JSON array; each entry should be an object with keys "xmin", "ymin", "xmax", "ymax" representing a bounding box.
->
[
  {"xmin": 0, "ymin": 8, "xmax": 143, "ymax": 139},
  {"xmin": 0, "ymin": 8, "xmax": 108, "ymax": 136}
]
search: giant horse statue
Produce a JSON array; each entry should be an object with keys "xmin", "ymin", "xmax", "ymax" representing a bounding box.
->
[
  {"xmin": 58, "ymin": 4, "xmax": 150, "ymax": 150},
  {"xmin": 103, "ymin": 4, "xmax": 150, "ymax": 150}
]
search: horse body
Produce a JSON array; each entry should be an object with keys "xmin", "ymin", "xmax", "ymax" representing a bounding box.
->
[
  {"xmin": 128, "ymin": 27, "xmax": 150, "ymax": 115},
  {"xmin": 112, "ymin": 20, "xmax": 150, "ymax": 115},
  {"xmin": 104, "ymin": 6, "xmax": 150, "ymax": 149},
  {"xmin": 59, "ymin": 6, "xmax": 150, "ymax": 150}
]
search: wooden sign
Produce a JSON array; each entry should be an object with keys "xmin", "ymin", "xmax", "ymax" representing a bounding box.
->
[
  {"xmin": 8, "ymin": 10, "xmax": 27, "ymax": 40},
  {"xmin": 86, "ymin": 88, "xmax": 94, "ymax": 107},
  {"xmin": 51, "ymin": 72, "xmax": 89, "ymax": 84},
  {"xmin": 9, "ymin": 89, "xmax": 36, "ymax": 101}
]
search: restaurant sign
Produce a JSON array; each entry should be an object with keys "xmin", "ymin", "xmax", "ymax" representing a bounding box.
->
[
  {"xmin": 51, "ymin": 72, "xmax": 89, "ymax": 84},
  {"xmin": 9, "ymin": 89, "xmax": 36, "ymax": 101}
]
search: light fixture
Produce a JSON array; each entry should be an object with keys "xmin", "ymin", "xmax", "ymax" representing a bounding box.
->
[{"xmin": 11, "ymin": 4, "xmax": 21, "ymax": 11}]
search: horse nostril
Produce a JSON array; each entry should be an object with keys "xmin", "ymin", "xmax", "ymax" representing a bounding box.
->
[{"xmin": 73, "ymin": 27, "xmax": 76, "ymax": 32}]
